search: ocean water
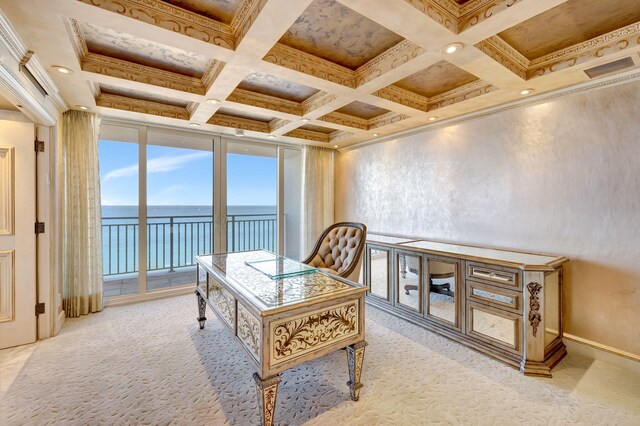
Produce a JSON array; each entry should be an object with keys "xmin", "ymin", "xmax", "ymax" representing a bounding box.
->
[{"xmin": 102, "ymin": 205, "xmax": 276, "ymax": 275}]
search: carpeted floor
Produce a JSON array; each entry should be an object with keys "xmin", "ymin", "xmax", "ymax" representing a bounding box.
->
[{"xmin": 1, "ymin": 294, "xmax": 639, "ymax": 425}]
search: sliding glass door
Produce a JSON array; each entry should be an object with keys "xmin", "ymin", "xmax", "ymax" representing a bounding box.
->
[
  {"xmin": 99, "ymin": 125, "xmax": 140, "ymax": 298},
  {"xmin": 226, "ymin": 140, "xmax": 277, "ymax": 253},
  {"xmin": 146, "ymin": 130, "xmax": 214, "ymax": 291},
  {"xmin": 99, "ymin": 122, "xmax": 301, "ymax": 302}
]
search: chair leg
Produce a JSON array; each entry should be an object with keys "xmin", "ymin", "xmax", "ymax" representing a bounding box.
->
[{"xmin": 404, "ymin": 284, "xmax": 418, "ymax": 295}]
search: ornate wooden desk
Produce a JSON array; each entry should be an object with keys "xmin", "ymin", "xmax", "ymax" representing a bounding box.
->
[{"xmin": 195, "ymin": 250, "xmax": 368, "ymax": 426}]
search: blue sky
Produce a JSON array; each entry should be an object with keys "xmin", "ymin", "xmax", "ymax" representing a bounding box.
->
[{"xmin": 99, "ymin": 140, "xmax": 277, "ymax": 206}]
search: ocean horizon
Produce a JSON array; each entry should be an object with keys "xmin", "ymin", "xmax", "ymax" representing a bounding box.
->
[{"xmin": 101, "ymin": 205, "xmax": 277, "ymax": 275}]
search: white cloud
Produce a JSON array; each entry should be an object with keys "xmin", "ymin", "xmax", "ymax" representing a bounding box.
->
[{"xmin": 102, "ymin": 151, "xmax": 210, "ymax": 183}]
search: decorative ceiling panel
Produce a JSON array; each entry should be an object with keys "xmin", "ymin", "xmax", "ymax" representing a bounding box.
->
[
  {"xmin": 99, "ymin": 84, "xmax": 190, "ymax": 107},
  {"xmin": 279, "ymin": 0, "xmax": 404, "ymax": 69},
  {"xmin": 394, "ymin": 61, "xmax": 478, "ymax": 98},
  {"xmin": 216, "ymin": 107, "xmax": 273, "ymax": 122},
  {"xmin": 161, "ymin": 0, "xmax": 244, "ymax": 24},
  {"xmin": 81, "ymin": 22, "xmax": 211, "ymax": 78},
  {"xmin": 498, "ymin": 0, "xmax": 640, "ymax": 60},
  {"xmin": 237, "ymin": 72, "xmax": 319, "ymax": 102},
  {"xmin": 335, "ymin": 101, "xmax": 389, "ymax": 120}
]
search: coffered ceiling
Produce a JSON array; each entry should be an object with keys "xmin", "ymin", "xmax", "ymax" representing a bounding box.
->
[{"xmin": 2, "ymin": 0, "xmax": 639, "ymax": 148}]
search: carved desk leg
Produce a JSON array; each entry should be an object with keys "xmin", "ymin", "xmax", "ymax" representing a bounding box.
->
[
  {"xmin": 346, "ymin": 341, "xmax": 367, "ymax": 401},
  {"xmin": 196, "ymin": 290, "xmax": 207, "ymax": 330},
  {"xmin": 253, "ymin": 372, "xmax": 280, "ymax": 426}
]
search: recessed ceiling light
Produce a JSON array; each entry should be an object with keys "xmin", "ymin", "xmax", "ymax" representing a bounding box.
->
[
  {"xmin": 52, "ymin": 65, "xmax": 73, "ymax": 74},
  {"xmin": 334, "ymin": 145, "xmax": 339, "ymax": 148},
  {"xmin": 428, "ymin": 116, "xmax": 437, "ymax": 121},
  {"xmin": 373, "ymin": 133, "xmax": 379, "ymax": 137},
  {"xmin": 444, "ymin": 43, "xmax": 463, "ymax": 54},
  {"xmin": 235, "ymin": 129, "xmax": 245, "ymax": 137},
  {"xmin": 189, "ymin": 122, "xmax": 201, "ymax": 127},
  {"xmin": 267, "ymin": 135, "xmax": 276, "ymax": 139},
  {"xmin": 301, "ymin": 118, "xmax": 310, "ymax": 123},
  {"xmin": 206, "ymin": 99, "xmax": 221, "ymax": 105},
  {"xmin": 76, "ymin": 105, "xmax": 89, "ymax": 111},
  {"xmin": 520, "ymin": 88, "xmax": 534, "ymax": 95}
]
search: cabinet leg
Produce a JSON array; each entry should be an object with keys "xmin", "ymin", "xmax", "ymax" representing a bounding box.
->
[
  {"xmin": 196, "ymin": 290, "xmax": 207, "ymax": 329},
  {"xmin": 346, "ymin": 341, "xmax": 367, "ymax": 401},
  {"xmin": 253, "ymin": 372, "xmax": 280, "ymax": 426}
]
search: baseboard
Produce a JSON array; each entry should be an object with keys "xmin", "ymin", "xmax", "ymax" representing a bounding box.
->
[
  {"xmin": 564, "ymin": 333, "xmax": 640, "ymax": 375},
  {"xmin": 56, "ymin": 310, "xmax": 65, "ymax": 335},
  {"xmin": 104, "ymin": 285, "xmax": 194, "ymax": 307}
]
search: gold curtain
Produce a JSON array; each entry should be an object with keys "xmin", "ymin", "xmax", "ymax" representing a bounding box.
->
[
  {"xmin": 62, "ymin": 110, "xmax": 103, "ymax": 317},
  {"xmin": 301, "ymin": 146, "xmax": 335, "ymax": 256}
]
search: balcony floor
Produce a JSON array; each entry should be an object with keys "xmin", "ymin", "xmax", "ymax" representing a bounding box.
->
[{"xmin": 104, "ymin": 268, "xmax": 196, "ymax": 297}]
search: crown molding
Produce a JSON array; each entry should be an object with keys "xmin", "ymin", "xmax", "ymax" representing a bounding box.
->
[
  {"xmin": 373, "ymin": 85, "xmax": 430, "ymax": 113},
  {"xmin": 82, "ymin": 53, "xmax": 206, "ymax": 95},
  {"xmin": 207, "ymin": 113, "xmax": 270, "ymax": 133},
  {"xmin": 340, "ymin": 69, "xmax": 640, "ymax": 153},
  {"xmin": 96, "ymin": 93, "xmax": 190, "ymax": 120},
  {"xmin": 227, "ymin": 88, "xmax": 303, "ymax": 116},
  {"xmin": 355, "ymin": 40, "xmax": 426, "ymax": 87},
  {"xmin": 284, "ymin": 128, "xmax": 330, "ymax": 143},
  {"xmin": 263, "ymin": 44, "xmax": 355, "ymax": 89},
  {"xmin": 427, "ymin": 79, "xmax": 496, "ymax": 110}
]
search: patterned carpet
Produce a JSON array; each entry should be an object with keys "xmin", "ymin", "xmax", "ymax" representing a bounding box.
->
[{"xmin": 1, "ymin": 294, "xmax": 639, "ymax": 425}]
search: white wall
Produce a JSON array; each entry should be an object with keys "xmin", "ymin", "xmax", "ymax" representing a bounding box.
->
[{"xmin": 336, "ymin": 79, "xmax": 640, "ymax": 356}]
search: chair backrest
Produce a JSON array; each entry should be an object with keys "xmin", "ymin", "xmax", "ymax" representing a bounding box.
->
[{"xmin": 302, "ymin": 222, "xmax": 367, "ymax": 282}]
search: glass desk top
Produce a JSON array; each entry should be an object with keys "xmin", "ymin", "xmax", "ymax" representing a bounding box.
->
[
  {"xmin": 196, "ymin": 250, "xmax": 365, "ymax": 313},
  {"xmin": 245, "ymin": 256, "xmax": 318, "ymax": 279}
]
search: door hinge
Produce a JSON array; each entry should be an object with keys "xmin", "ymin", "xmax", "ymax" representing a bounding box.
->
[
  {"xmin": 35, "ymin": 221, "xmax": 45, "ymax": 234},
  {"xmin": 35, "ymin": 302, "xmax": 45, "ymax": 317},
  {"xmin": 34, "ymin": 139, "xmax": 44, "ymax": 153}
]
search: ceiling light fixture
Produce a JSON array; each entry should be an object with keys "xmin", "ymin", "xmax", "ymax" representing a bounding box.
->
[
  {"xmin": 235, "ymin": 129, "xmax": 245, "ymax": 137},
  {"xmin": 52, "ymin": 65, "xmax": 73, "ymax": 74},
  {"xmin": 206, "ymin": 99, "xmax": 221, "ymax": 105},
  {"xmin": 373, "ymin": 133, "xmax": 379, "ymax": 137},
  {"xmin": 76, "ymin": 105, "xmax": 89, "ymax": 111},
  {"xmin": 189, "ymin": 122, "xmax": 201, "ymax": 127},
  {"xmin": 334, "ymin": 145, "xmax": 339, "ymax": 148},
  {"xmin": 428, "ymin": 116, "xmax": 437, "ymax": 121},
  {"xmin": 301, "ymin": 118, "xmax": 310, "ymax": 123},
  {"xmin": 444, "ymin": 43, "xmax": 463, "ymax": 54},
  {"xmin": 267, "ymin": 135, "xmax": 276, "ymax": 139},
  {"xmin": 520, "ymin": 88, "xmax": 534, "ymax": 95}
]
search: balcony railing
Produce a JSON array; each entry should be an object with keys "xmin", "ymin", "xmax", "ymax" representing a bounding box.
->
[{"xmin": 102, "ymin": 214, "xmax": 277, "ymax": 276}]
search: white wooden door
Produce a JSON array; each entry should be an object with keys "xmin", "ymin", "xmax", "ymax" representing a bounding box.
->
[{"xmin": 0, "ymin": 119, "xmax": 36, "ymax": 349}]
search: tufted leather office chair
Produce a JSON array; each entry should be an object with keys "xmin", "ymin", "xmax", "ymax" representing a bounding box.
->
[{"xmin": 302, "ymin": 222, "xmax": 367, "ymax": 283}]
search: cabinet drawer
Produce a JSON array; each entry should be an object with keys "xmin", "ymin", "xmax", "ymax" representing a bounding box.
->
[
  {"xmin": 208, "ymin": 277, "xmax": 236, "ymax": 332},
  {"xmin": 466, "ymin": 262, "xmax": 520, "ymax": 290},
  {"xmin": 466, "ymin": 280, "xmax": 520, "ymax": 314}
]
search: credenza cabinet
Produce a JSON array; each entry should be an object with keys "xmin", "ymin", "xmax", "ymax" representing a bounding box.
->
[{"xmin": 363, "ymin": 234, "xmax": 568, "ymax": 377}]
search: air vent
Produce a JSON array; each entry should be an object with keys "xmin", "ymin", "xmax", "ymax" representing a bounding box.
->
[
  {"xmin": 19, "ymin": 51, "xmax": 48, "ymax": 97},
  {"xmin": 584, "ymin": 57, "xmax": 635, "ymax": 79}
]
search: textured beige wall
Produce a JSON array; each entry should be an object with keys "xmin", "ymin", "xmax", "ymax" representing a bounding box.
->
[{"xmin": 336, "ymin": 80, "xmax": 640, "ymax": 356}]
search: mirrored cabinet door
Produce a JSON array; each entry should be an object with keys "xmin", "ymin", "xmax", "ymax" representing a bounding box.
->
[
  {"xmin": 367, "ymin": 247, "xmax": 390, "ymax": 300},
  {"xmin": 426, "ymin": 259, "xmax": 458, "ymax": 327},
  {"xmin": 467, "ymin": 302, "xmax": 521, "ymax": 353},
  {"xmin": 396, "ymin": 251, "xmax": 422, "ymax": 312}
]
